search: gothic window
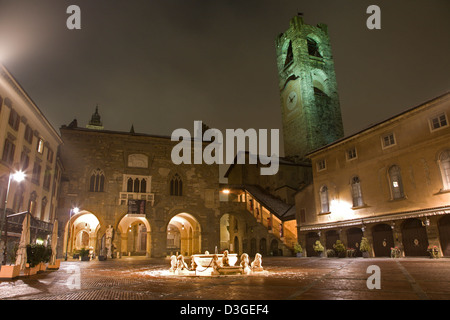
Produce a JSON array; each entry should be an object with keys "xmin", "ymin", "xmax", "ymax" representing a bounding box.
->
[
  {"xmin": 307, "ymin": 38, "xmax": 322, "ymax": 58},
  {"xmin": 133, "ymin": 178, "xmax": 140, "ymax": 193},
  {"xmin": 89, "ymin": 168, "xmax": 105, "ymax": 192},
  {"xmin": 439, "ymin": 150, "xmax": 450, "ymax": 190},
  {"xmin": 388, "ymin": 165, "xmax": 404, "ymax": 199},
  {"xmin": 351, "ymin": 176, "xmax": 364, "ymax": 207},
  {"xmin": 170, "ymin": 174, "xmax": 183, "ymax": 196},
  {"xmin": 127, "ymin": 178, "xmax": 133, "ymax": 192},
  {"xmin": 140, "ymin": 178, "xmax": 147, "ymax": 193},
  {"xmin": 284, "ymin": 41, "xmax": 294, "ymax": 67},
  {"xmin": 319, "ymin": 185, "xmax": 329, "ymax": 213}
]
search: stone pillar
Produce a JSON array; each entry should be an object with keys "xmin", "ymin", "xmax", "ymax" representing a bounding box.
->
[
  {"xmin": 146, "ymin": 231, "xmax": 151, "ymax": 257},
  {"xmin": 392, "ymin": 222, "xmax": 404, "ymax": 257},
  {"xmin": 426, "ymin": 217, "xmax": 441, "ymax": 256}
]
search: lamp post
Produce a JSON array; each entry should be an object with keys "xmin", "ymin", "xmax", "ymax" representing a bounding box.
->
[
  {"xmin": 65, "ymin": 206, "xmax": 79, "ymax": 261},
  {"xmin": 1, "ymin": 171, "xmax": 25, "ymax": 265}
]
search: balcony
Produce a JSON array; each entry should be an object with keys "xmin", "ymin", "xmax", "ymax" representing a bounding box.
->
[{"xmin": 119, "ymin": 192, "xmax": 155, "ymax": 206}]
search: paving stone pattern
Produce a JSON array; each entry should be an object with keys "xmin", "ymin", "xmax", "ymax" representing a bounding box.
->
[{"xmin": 1, "ymin": 257, "xmax": 450, "ymax": 300}]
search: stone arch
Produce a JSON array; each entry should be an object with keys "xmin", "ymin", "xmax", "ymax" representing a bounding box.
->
[
  {"xmin": 219, "ymin": 211, "xmax": 247, "ymax": 254},
  {"xmin": 311, "ymin": 69, "xmax": 330, "ymax": 96},
  {"xmin": 64, "ymin": 210, "xmax": 102, "ymax": 257},
  {"xmin": 117, "ymin": 213, "xmax": 152, "ymax": 257},
  {"xmin": 166, "ymin": 212, "xmax": 202, "ymax": 256}
]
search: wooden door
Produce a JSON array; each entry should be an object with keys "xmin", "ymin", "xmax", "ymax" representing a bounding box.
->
[
  {"xmin": 372, "ymin": 224, "xmax": 394, "ymax": 257},
  {"xmin": 346, "ymin": 228, "xmax": 363, "ymax": 257},
  {"xmin": 325, "ymin": 230, "xmax": 339, "ymax": 251},
  {"xmin": 306, "ymin": 232, "xmax": 320, "ymax": 257},
  {"xmin": 438, "ymin": 215, "xmax": 450, "ymax": 257},
  {"xmin": 402, "ymin": 219, "xmax": 428, "ymax": 256}
]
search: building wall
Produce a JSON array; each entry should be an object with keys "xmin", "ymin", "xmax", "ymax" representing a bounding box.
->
[
  {"xmin": 0, "ymin": 64, "xmax": 62, "ymax": 224},
  {"xmin": 298, "ymin": 92, "xmax": 450, "ymax": 257},
  {"xmin": 57, "ymin": 127, "xmax": 222, "ymax": 258}
]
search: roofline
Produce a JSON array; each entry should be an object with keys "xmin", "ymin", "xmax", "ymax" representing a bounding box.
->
[
  {"xmin": 306, "ymin": 90, "xmax": 450, "ymax": 157},
  {"xmin": 223, "ymin": 151, "xmax": 311, "ymax": 178},
  {"xmin": 0, "ymin": 63, "xmax": 62, "ymax": 144}
]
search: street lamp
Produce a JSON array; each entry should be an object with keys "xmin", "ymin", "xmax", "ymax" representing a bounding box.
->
[
  {"xmin": 1, "ymin": 170, "xmax": 25, "ymax": 265},
  {"xmin": 65, "ymin": 206, "xmax": 79, "ymax": 261}
]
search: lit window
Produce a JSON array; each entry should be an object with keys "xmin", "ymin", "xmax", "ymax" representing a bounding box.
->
[
  {"xmin": 430, "ymin": 113, "xmax": 448, "ymax": 131},
  {"xmin": 388, "ymin": 165, "xmax": 404, "ymax": 199},
  {"xmin": 37, "ymin": 138, "xmax": 44, "ymax": 154}
]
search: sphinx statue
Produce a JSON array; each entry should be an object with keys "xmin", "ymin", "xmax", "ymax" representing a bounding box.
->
[
  {"xmin": 251, "ymin": 253, "xmax": 264, "ymax": 272},
  {"xmin": 169, "ymin": 255, "xmax": 177, "ymax": 273},
  {"xmin": 240, "ymin": 253, "xmax": 251, "ymax": 274}
]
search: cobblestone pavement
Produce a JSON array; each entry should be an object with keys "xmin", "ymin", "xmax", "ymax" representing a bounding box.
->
[{"xmin": 1, "ymin": 256, "xmax": 450, "ymax": 301}]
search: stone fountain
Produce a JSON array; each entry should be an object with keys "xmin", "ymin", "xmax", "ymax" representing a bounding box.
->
[{"xmin": 169, "ymin": 250, "xmax": 267, "ymax": 276}]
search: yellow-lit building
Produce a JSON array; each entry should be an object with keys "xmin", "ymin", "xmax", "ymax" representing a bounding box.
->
[
  {"xmin": 298, "ymin": 92, "xmax": 450, "ymax": 257},
  {"xmin": 0, "ymin": 64, "xmax": 63, "ymax": 262}
]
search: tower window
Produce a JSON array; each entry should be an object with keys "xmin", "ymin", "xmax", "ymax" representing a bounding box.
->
[
  {"xmin": 314, "ymin": 86, "xmax": 328, "ymax": 97},
  {"xmin": 284, "ymin": 41, "xmax": 294, "ymax": 67},
  {"xmin": 307, "ymin": 38, "xmax": 322, "ymax": 58},
  {"xmin": 170, "ymin": 174, "xmax": 183, "ymax": 196},
  {"xmin": 89, "ymin": 168, "xmax": 105, "ymax": 192}
]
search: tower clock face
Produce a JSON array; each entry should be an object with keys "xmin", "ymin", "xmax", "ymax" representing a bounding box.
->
[{"xmin": 286, "ymin": 91, "xmax": 298, "ymax": 110}]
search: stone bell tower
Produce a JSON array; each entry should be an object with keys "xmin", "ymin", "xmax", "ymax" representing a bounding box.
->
[
  {"xmin": 86, "ymin": 105, "xmax": 104, "ymax": 130},
  {"xmin": 276, "ymin": 15, "xmax": 344, "ymax": 160}
]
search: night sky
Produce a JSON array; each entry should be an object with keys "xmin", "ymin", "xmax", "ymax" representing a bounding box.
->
[{"xmin": 0, "ymin": 0, "xmax": 449, "ymax": 155}]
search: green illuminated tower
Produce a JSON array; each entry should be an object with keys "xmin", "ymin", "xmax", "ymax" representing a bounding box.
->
[{"xmin": 276, "ymin": 15, "xmax": 344, "ymax": 160}]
